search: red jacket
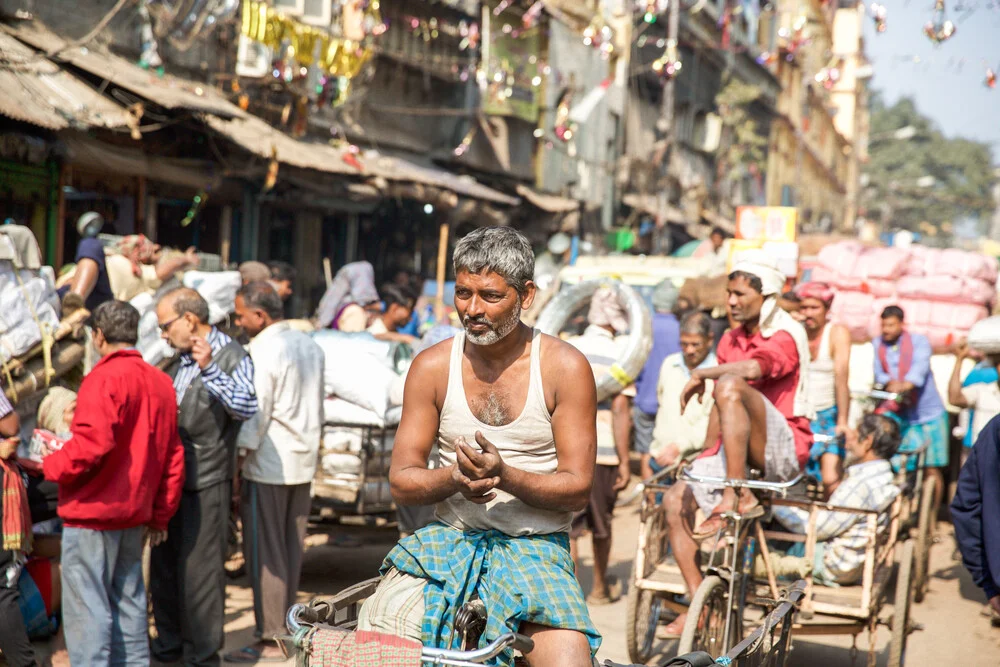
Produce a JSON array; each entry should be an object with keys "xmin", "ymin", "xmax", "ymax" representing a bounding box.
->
[{"xmin": 43, "ymin": 349, "xmax": 185, "ymax": 531}]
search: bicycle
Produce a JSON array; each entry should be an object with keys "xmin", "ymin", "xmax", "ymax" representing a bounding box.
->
[{"xmin": 674, "ymin": 466, "xmax": 805, "ymax": 658}]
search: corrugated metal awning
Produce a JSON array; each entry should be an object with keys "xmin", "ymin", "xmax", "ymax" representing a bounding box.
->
[
  {"xmin": 4, "ymin": 21, "xmax": 244, "ymax": 120},
  {"xmin": 515, "ymin": 185, "xmax": 580, "ymax": 214},
  {"xmin": 365, "ymin": 152, "xmax": 520, "ymax": 206},
  {"xmin": 202, "ymin": 114, "xmax": 362, "ymax": 176},
  {"xmin": 0, "ymin": 31, "xmax": 126, "ymax": 130}
]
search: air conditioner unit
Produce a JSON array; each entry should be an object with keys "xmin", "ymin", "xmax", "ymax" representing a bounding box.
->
[
  {"xmin": 302, "ymin": 0, "xmax": 334, "ymax": 28},
  {"xmin": 235, "ymin": 34, "xmax": 271, "ymax": 79}
]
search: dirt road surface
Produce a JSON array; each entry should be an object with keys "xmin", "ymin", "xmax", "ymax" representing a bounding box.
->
[{"xmin": 215, "ymin": 498, "xmax": 1000, "ymax": 666}]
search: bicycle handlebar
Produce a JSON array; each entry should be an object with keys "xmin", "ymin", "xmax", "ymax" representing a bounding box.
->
[
  {"xmin": 851, "ymin": 389, "xmax": 902, "ymax": 402},
  {"xmin": 679, "ymin": 466, "xmax": 805, "ymax": 497},
  {"xmin": 420, "ymin": 633, "xmax": 534, "ymax": 663}
]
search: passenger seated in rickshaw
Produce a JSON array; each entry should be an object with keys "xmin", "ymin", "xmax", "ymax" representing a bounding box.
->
[
  {"xmin": 771, "ymin": 414, "xmax": 902, "ymax": 585},
  {"xmin": 661, "ymin": 251, "xmax": 813, "ymax": 635},
  {"xmin": 356, "ymin": 228, "xmax": 601, "ymax": 667}
]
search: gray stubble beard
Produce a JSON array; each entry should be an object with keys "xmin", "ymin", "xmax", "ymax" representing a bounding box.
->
[{"xmin": 464, "ymin": 299, "xmax": 523, "ymax": 346}]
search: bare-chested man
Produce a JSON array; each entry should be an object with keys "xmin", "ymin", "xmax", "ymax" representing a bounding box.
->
[
  {"xmin": 357, "ymin": 227, "xmax": 601, "ymax": 666},
  {"xmin": 794, "ymin": 281, "xmax": 853, "ymax": 496}
]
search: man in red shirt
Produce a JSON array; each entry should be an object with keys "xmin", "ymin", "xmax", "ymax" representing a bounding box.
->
[
  {"xmin": 43, "ymin": 300, "xmax": 186, "ymax": 666},
  {"xmin": 660, "ymin": 251, "xmax": 812, "ymax": 636}
]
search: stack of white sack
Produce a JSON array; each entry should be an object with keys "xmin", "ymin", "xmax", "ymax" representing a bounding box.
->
[
  {"xmin": 182, "ymin": 270, "xmax": 242, "ymax": 324},
  {"xmin": 816, "ymin": 242, "xmax": 997, "ymax": 348},
  {"xmin": 0, "ymin": 227, "xmax": 60, "ymax": 364},
  {"xmin": 313, "ymin": 330, "xmax": 410, "ymax": 483}
]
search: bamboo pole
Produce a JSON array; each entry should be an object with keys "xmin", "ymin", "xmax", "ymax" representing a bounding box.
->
[
  {"xmin": 434, "ymin": 223, "xmax": 449, "ymax": 322},
  {"xmin": 5, "ymin": 341, "xmax": 86, "ymax": 402},
  {"xmin": 5, "ymin": 309, "xmax": 90, "ymax": 377}
]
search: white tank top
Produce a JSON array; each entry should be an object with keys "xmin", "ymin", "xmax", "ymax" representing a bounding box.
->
[
  {"xmin": 807, "ymin": 324, "xmax": 836, "ymax": 412},
  {"xmin": 433, "ymin": 329, "xmax": 571, "ymax": 536}
]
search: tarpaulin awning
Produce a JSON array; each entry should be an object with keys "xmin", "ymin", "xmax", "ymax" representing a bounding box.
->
[
  {"xmin": 63, "ymin": 134, "xmax": 220, "ymax": 189},
  {"xmin": 4, "ymin": 21, "xmax": 244, "ymax": 120},
  {"xmin": 202, "ymin": 114, "xmax": 362, "ymax": 176},
  {"xmin": 515, "ymin": 185, "xmax": 580, "ymax": 214},
  {"xmin": 0, "ymin": 31, "xmax": 126, "ymax": 130}
]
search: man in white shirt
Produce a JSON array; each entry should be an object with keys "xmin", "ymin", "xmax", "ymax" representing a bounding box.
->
[
  {"xmin": 949, "ymin": 341, "xmax": 1000, "ymax": 446},
  {"xmin": 567, "ymin": 288, "xmax": 632, "ymax": 604},
  {"xmin": 646, "ymin": 311, "xmax": 718, "ymax": 477},
  {"xmin": 225, "ymin": 281, "xmax": 325, "ymax": 664}
]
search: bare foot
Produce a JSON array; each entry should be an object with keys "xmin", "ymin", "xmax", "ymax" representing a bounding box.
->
[{"xmin": 661, "ymin": 612, "xmax": 686, "ymax": 637}]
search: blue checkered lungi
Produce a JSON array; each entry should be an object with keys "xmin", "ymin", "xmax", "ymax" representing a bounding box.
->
[{"xmin": 380, "ymin": 521, "xmax": 601, "ymax": 665}]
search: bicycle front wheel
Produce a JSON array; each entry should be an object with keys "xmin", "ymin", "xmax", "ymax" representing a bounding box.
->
[{"xmin": 677, "ymin": 575, "xmax": 737, "ymax": 658}]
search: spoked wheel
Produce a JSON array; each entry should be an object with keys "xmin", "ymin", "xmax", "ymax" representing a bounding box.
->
[
  {"xmin": 913, "ymin": 477, "xmax": 936, "ymax": 603},
  {"xmin": 889, "ymin": 540, "xmax": 915, "ymax": 667},
  {"xmin": 626, "ymin": 511, "xmax": 668, "ymax": 663},
  {"xmin": 677, "ymin": 575, "xmax": 737, "ymax": 658}
]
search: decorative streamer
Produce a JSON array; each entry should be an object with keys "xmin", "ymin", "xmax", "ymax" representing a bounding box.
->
[{"xmin": 924, "ymin": 0, "xmax": 957, "ymax": 44}]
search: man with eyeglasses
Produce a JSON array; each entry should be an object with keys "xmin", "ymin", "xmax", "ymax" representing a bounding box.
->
[{"xmin": 153, "ymin": 288, "xmax": 257, "ymax": 667}]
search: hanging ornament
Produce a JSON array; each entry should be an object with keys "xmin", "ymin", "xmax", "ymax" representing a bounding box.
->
[
  {"xmin": 453, "ymin": 126, "xmax": 478, "ymax": 157},
  {"xmin": 523, "ymin": 1, "xmax": 544, "ymax": 29},
  {"xmin": 814, "ymin": 58, "xmax": 843, "ymax": 90},
  {"xmin": 582, "ymin": 15, "xmax": 616, "ymax": 58},
  {"xmin": 987, "ymin": 67, "xmax": 997, "ymax": 89},
  {"xmin": 341, "ymin": 144, "xmax": 363, "ymax": 171},
  {"xmin": 643, "ymin": 0, "xmax": 660, "ymax": 23},
  {"xmin": 756, "ymin": 51, "xmax": 778, "ymax": 67},
  {"xmin": 137, "ymin": 0, "xmax": 163, "ymax": 69},
  {"xmin": 652, "ymin": 39, "xmax": 682, "ymax": 81},
  {"xmin": 923, "ymin": 0, "xmax": 956, "ymax": 44},
  {"xmin": 777, "ymin": 16, "xmax": 809, "ymax": 62},
  {"xmin": 553, "ymin": 90, "xmax": 575, "ymax": 142},
  {"xmin": 179, "ymin": 191, "xmax": 208, "ymax": 227},
  {"xmin": 870, "ymin": 3, "xmax": 887, "ymax": 33}
]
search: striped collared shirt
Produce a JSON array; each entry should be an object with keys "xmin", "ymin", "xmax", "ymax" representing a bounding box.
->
[
  {"xmin": 774, "ymin": 458, "xmax": 899, "ymax": 584},
  {"xmin": 0, "ymin": 388, "xmax": 12, "ymax": 420},
  {"xmin": 173, "ymin": 327, "xmax": 256, "ymax": 421}
]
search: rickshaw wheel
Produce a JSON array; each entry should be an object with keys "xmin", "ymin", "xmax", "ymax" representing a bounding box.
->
[
  {"xmin": 913, "ymin": 477, "xmax": 936, "ymax": 603},
  {"xmin": 678, "ymin": 575, "xmax": 734, "ymax": 658},
  {"xmin": 626, "ymin": 512, "xmax": 667, "ymax": 663},
  {"xmin": 889, "ymin": 540, "xmax": 915, "ymax": 667}
]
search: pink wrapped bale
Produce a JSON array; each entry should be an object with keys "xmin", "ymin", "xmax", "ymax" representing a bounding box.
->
[
  {"xmin": 896, "ymin": 275, "xmax": 995, "ymax": 306},
  {"xmin": 922, "ymin": 248, "xmax": 999, "ymax": 283}
]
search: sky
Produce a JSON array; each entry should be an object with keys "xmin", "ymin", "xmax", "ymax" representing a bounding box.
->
[{"xmin": 862, "ymin": 0, "xmax": 999, "ymax": 154}]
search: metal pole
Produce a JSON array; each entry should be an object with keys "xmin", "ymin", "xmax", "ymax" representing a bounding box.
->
[{"xmin": 660, "ymin": 0, "xmax": 680, "ymax": 143}]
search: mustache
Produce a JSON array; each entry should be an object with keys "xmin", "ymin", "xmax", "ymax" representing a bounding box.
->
[{"xmin": 463, "ymin": 315, "xmax": 493, "ymax": 327}]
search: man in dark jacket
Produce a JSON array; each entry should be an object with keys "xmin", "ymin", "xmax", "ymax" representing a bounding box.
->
[
  {"xmin": 951, "ymin": 413, "xmax": 1000, "ymax": 624},
  {"xmin": 152, "ymin": 288, "xmax": 257, "ymax": 667},
  {"xmin": 43, "ymin": 300, "xmax": 186, "ymax": 665}
]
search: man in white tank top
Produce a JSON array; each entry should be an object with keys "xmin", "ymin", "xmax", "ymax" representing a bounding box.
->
[
  {"xmin": 795, "ymin": 282, "xmax": 853, "ymax": 496},
  {"xmin": 357, "ymin": 227, "xmax": 601, "ymax": 666}
]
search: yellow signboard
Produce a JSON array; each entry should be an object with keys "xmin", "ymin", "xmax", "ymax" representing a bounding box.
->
[{"xmin": 735, "ymin": 206, "xmax": 798, "ymax": 243}]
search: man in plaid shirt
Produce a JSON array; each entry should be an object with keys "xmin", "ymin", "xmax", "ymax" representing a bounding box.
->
[{"xmin": 774, "ymin": 414, "xmax": 902, "ymax": 584}]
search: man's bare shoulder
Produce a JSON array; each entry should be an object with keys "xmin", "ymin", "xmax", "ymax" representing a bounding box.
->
[
  {"xmin": 538, "ymin": 333, "xmax": 593, "ymax": 380},
  {"xmin": 408, "ymin": 337, "xmax": 455, "ymax": 379}
]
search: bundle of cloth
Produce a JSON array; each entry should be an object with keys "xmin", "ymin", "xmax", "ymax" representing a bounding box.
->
[
  {"xmin": 815, "ymin": 241, "xmax": 998, "ymax": 348},
  {"xmin": 0, "ymin": 226, "xmax": 60, "ymax": 364}
]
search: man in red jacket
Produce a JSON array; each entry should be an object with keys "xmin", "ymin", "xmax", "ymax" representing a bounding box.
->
[{"xmin": 43, "ymin": 300, "xmax": 186, "ymax": 666}]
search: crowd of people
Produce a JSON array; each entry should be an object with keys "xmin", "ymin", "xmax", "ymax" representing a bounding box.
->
[{"xmin": 1, "ymin": 222, "xmax": 999, "ymax": 667}]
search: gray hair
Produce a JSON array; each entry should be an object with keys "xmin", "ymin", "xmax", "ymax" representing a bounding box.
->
[
  {"xmin": 238, "ymin": 281, "xmax": 284, "ymax": 320},
  {"xmin": 680, "ymin": 311, "xmax": 712, "ymax": 339},
  {"xmin": 92, "ymin": 300, "xmax": 139, "ymax": 345},
  {"xmin": 453, "ymin": 227, "xmax": 534, "ymax": 297},
  {"xmin": 161, "ymin": 287, "xmax": 210, "ymax": 324}
]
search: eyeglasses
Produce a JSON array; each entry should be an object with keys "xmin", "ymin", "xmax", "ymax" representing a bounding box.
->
[{"xmin": 159, "ymin": 315, "xmax": 182, "ymax": 332}]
